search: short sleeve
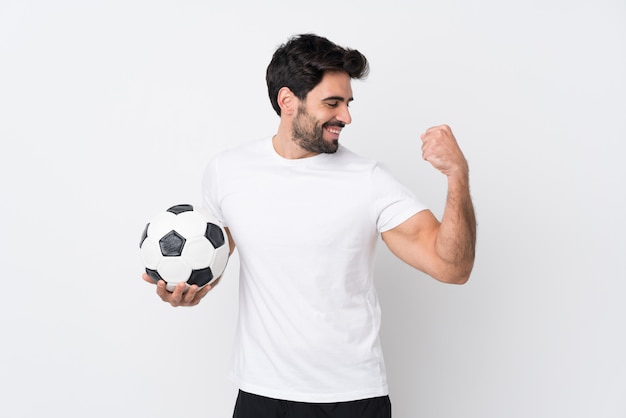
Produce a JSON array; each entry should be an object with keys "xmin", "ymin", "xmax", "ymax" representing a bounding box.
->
[{"xmin": 371, "ymin": 163, "xmax": 428, "ymax": 233}]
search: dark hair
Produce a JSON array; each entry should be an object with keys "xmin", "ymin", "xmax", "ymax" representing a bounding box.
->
[{"xmin": 266, "ymin": 34, "xmax": 369, "ymax": 116}]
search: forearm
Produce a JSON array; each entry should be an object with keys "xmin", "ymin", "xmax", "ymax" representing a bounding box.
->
[{"xmin": 434, "ymin": 173, "xmax": 477, "ymax": 283}]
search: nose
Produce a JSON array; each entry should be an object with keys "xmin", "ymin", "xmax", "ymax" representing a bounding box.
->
[{"xmin": 337, "ymin": 104, "xmax": 352, "ymax": 125}]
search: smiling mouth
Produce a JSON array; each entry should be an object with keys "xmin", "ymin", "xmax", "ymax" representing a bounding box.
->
[{"xmin": 324, "ymin": 122, "xmax": 345, "ymax": 135}]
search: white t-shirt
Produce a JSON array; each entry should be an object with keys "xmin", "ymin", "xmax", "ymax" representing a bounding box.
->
[{"xmin": 202, "ymin": 137, "xmax": 426, "ymax": 403}]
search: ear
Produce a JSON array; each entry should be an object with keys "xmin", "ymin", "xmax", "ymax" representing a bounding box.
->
[{"xmin": 277, "ymin": 87, "xmax": 298, "ymax": 116}]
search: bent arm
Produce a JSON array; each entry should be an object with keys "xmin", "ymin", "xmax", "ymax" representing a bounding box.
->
[
  {"xmin": 382, "ymin": 181, "xmax": 475, "ymax": 284},
  {"xmin": 382, "ymin": 125, "xmax": 476, "ymax": 284}
]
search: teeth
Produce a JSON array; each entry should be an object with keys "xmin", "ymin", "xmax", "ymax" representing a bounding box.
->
[{"xmin": 327, "ymin": 127, "xmax": 341, "ymax": 134}]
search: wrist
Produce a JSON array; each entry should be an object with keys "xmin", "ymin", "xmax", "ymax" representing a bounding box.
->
[{"xmin": 446, "ymin": 165, "xmax": 470, "ymax": 187}]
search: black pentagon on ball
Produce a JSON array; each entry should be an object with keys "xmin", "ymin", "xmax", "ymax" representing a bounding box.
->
[
  {"xmin": 159, "ymin": 230, "xmax": 186, "ymax": 256},
  {"xmin": 188, "ymin": 266, "xmax": 214, "ymax": 287},
  {"xmin": 139, "ymin": 223, "xmax": 149, "ymax": 247},
  {"xmin": 167, "ymin": 204, "xmax": 194, "ymax": 215},
  {"xmin": 206, "ymin": 223, "xmax": 225, "ymax": 248},
  {"xmin": 145, "ymin": 268, "xmax": 162, "ymax": 284}
]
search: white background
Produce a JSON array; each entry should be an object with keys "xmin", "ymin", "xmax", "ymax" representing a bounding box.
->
[{"xmin": 1, "ymin": 1, "xmax": 625, "ymax": 417}]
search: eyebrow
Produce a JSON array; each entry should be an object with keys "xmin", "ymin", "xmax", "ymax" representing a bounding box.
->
[{"xmin": 322, "ymin": 95, "xmax": 354, "ymax": 103}]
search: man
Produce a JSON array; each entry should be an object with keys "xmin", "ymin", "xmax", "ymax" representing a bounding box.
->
[{"xmin": 143, "ymin": 33, "xmax": 476, "ymax": 418}]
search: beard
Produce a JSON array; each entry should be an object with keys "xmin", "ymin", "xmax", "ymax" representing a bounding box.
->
[{"xmin": 292, "ymin": 105, "xmax": 342, "ymax": 154}]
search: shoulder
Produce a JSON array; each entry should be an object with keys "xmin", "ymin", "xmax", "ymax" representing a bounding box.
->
[
  {"xmin": 331, "ymin": 145, "xmax": 380, "ymax": 172},
  {"xmin": 335, "ymin": 145, "xmax": 372, "ymax": 163},
  {"xmin": 336, "ymin": 147, "xmax": 406, "ymax": 185}
]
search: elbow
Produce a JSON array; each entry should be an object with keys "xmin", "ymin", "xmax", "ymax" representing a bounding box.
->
[
  {"xmin": 437, "ymin": 272, "xmax": 470, "ymax": 285},
  {"xmin": 449, "ymin": 271, "xmax": 471, "ymax": 285},
  {"xmin": 434, "ymin": 262, "xmax": 474, "ymax": 285}
]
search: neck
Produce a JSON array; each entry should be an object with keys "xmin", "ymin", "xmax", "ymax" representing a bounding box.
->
[{"xmin": 272, "ymin": 128, "xmax": 318, "ymax": 160}]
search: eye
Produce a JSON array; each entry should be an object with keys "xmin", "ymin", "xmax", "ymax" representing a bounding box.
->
[{"xmin": 326, "ymin": 102, "xmax": 339, "ymax": 108}]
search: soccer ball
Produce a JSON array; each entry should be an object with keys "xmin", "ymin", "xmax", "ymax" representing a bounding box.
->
[{"xmin": 139, "ymin": 204, "xmax": 230, "ymax": 292}]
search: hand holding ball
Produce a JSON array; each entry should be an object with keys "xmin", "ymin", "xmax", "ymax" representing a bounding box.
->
[{"xmin": 139, "ymin": 204, "xmax": 230, "ymax": 292}]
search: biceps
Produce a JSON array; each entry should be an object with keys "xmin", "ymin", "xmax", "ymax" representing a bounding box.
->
[{"xmin": 381, "ymin": 210, "xmax": 441, "ymax": 273}]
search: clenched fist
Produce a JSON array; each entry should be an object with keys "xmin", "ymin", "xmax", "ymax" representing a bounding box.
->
[{"xmin": 420, "ymin": 125, "xmax": 468, "ymax": 179}]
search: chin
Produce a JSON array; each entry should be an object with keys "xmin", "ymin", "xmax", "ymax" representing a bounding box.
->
[{"xmin": 324, "ymin": 140, "xmax": 339, "ymax": 154}]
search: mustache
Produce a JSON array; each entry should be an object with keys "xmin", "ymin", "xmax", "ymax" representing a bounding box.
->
[{"xmin": 324, "ymin": 121, "xmax": 345, "ymax": 128}]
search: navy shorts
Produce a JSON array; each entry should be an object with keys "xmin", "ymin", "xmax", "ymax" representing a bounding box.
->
[{"xmin": 233, "ymin": 390, "xmax": 392, "ymax": 418}]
